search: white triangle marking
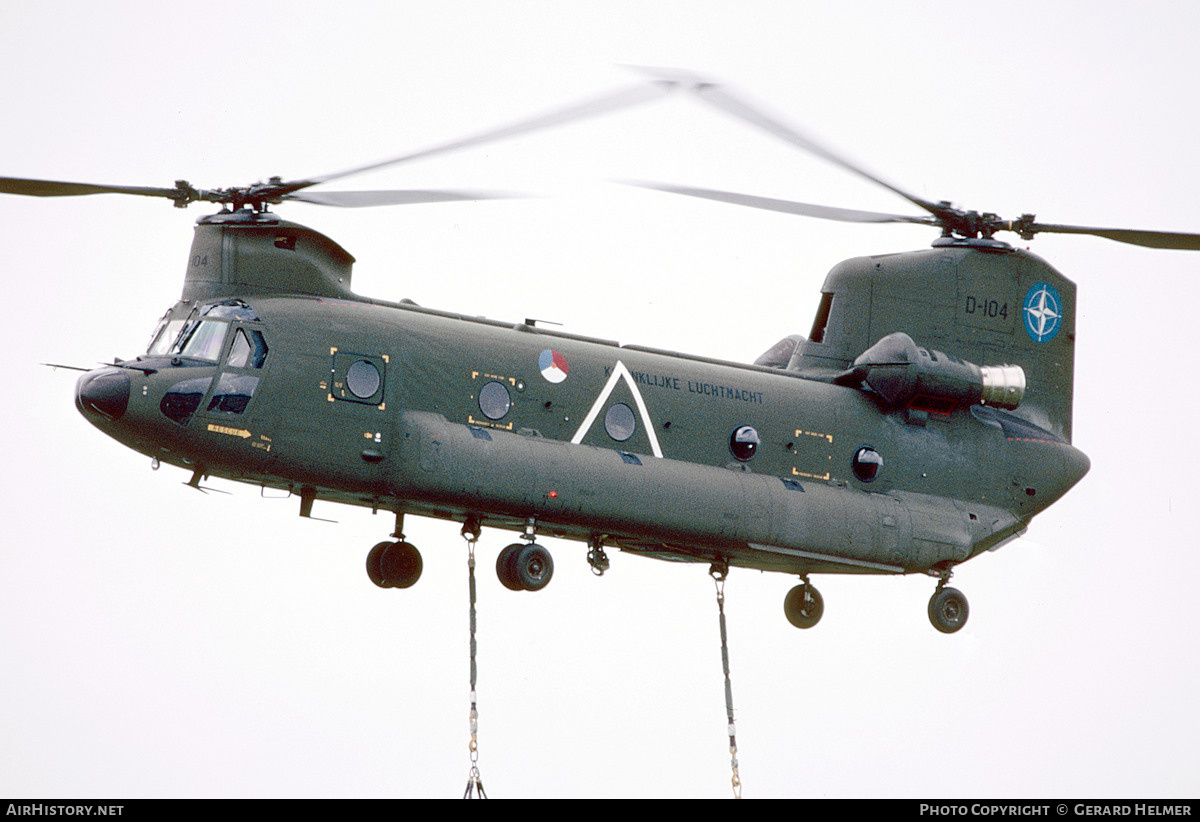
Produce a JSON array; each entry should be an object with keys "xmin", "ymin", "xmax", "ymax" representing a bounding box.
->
[{"xmin": 570, "ymin": 360, "xmax": 663, "ymax": 458}]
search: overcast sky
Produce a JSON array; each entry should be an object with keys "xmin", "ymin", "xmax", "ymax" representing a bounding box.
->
[{"xmin": 3, "ymin": 0, "xmax": 1198, "ymax": 799}]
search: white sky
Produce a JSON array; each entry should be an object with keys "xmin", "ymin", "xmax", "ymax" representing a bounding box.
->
[{"xmin": 2, "ymin": 0, "xmax": 1198, "ymax": 799}]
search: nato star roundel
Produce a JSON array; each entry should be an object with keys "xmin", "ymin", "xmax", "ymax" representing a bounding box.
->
[
  {"xmin": 1022, "ymin": 282, "xmax": 1064, "ymax": 343},
  {"xmin": 539, "ymin": 349, "xmax": 568, "ymax": 383}
]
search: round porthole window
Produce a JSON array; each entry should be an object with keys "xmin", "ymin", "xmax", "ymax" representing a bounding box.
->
[
  {"xmin": 478, "ymin": 380, "xmax": 512, "ymax": 420},
  {"xmin": 346, "ymin": 359, "xmax": 382, "ymax": 400},
  {"xmin": 852, "ymin": 446, "xmax": 883, "ymax": 483},
  {"xmin": 730, "ymin": 425, "xmax": 760, "ymax": 461},
  {"xmin": 604, "ymin": 402, "xmax": 636, "ymax": 442}
]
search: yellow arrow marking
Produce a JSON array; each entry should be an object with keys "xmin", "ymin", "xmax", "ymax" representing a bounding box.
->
[{"xmin": 207, "ymin": 424, "xmax": 251, "ymax": 439}]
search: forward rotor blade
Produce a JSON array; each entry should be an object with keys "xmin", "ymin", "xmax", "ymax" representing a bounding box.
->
[
  {"xmin": 0, "ymin": 176, "xmax": 187, "ymax": 201},
  {"xmin": 284, "ymin": 188, "xmax": 520, "ymax": 208},
  {"xmin": 295, "ymin": 79, "xmax": 679, "ymax": 192},
  {"xmin": 1024, "ymin": 221, "xmax": 1200, "ymax": 251},
  {"xmin": 4, "ymin": 79, "xmax": 679, "ymax": 209},
  {"xmin": 625, "ymin": 180, "xmax": 936, "ymax": 226}
]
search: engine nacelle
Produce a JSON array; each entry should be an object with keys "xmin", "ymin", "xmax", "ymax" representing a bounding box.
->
[{"xmin": 850, "ymin": 332, "xmax": 1025, "ymax": 411}]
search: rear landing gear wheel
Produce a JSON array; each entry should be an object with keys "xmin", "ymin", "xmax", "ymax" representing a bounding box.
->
[
  {"xmin": 928, "ymin": 586, "xmax": 969, "ymax": 633},
  {"xmin": 366, "ymin": 540, "xmax": 423, "ymax": 589},
  {"xmin": 367, "ymin": 542, "xmax": 390, "ymax": 587},
  {"xmin": 783, "ymin": 582, "xmax": 824, "ymax": 629}
]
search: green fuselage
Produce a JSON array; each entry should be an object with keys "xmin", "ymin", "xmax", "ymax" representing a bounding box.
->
[{"xmin": 78, "ymin": 289, "xmax": 1089, "ymax": 578}]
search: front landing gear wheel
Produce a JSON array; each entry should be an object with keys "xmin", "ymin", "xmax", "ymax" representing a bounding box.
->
[
  {"xmin": 783, "ymin": 582, "xmax": 824, "ymax": 629},
  {"xmin": 366, "ymin": 540, "xmax": 423, "ymax": 589},
  {"xmin": 928, "ymin": 586, "xmax": 969, "ymax": 633},
  {"xmin": 496, "ymin": 543, "xmax": 524, "ymax": 591},
  {"xmin": 496, "ymin": 542, "xmax": 554, "ymax": 591},
  {"xmin": 513, "ymin": 543, "xmax": 554, "ymax": 591}
]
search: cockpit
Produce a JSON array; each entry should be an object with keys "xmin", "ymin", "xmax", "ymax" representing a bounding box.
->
[
  {"xmin": 147, "ymin": 300, "xmax": 265, "ymax": 362},
  {"xmin": 143, "ymin": 300, "xmax": 271, "ymax": 425}
]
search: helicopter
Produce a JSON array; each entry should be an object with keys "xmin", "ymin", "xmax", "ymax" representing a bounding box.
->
[{"xmin": 8, "ymin": 73, "xmax": 1198, "ymax": 635}]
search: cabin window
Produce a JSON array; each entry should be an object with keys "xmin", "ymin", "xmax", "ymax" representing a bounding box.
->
[
  {"xmin": 478, "ymin": 380, "xmax": 512, "ymax": 420},
  {"xmin": 852, "ymin": 446, "xmax": 883, "ymax": 483},
  {"xmin": 331, "ymin": 352, "xmax": 387, "ymax": 405},
  {"xmin": 809, "ymin": 292, "xmax": 834, "ymax": 344},
  {"xmin": 207, "ymin": 373, "xmax": 260, "ymax": 415},
  {"xmin": 160, "ymin": 377, "xmax": 213, "ymax": 425},
  {"xmin": 729, "ymin": 425, "xmax": 760, "ymax": 461},
  {"xmin": 604, "ymin": 403, "xmax": 636, "ymax": 442},
  {"xmin": 346, "ymin": 360, "xmax": 381, "ymax": 400},
  {"xmin": 227, "ymin": 328, "xmax": 269, "ymax": 369}
]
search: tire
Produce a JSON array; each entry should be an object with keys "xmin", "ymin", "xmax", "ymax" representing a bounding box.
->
[
  {"xmin": 783, "ymin": 583, "xmax": 824, "ymax": 629},
  {"xmin": 366, "ymin": 541, "xmax": 393, "ymax": 588},
  {"xmin": 928, "ymin": 587, "xmax": 969, "ymax": 633},
  {"xmin": 496, "ymin": 543, "xmax": 525, "ymax": 591},
  {"xmin": 513, "ymin": 543, "xmax": 554, "ymax": 591},
  {"xmin": 379, "ymin": 541, "xmax": 423, "ymax": 589}
]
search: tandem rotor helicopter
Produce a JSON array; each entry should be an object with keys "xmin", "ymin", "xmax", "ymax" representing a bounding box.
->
[{"xmin": 8, "ymin": 72, "xmax": 1199, "ymax": 634}]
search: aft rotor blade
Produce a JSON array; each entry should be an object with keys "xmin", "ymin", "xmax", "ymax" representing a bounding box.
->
[
  {"xmin": 627, "ymin": 68, "xmax": 942, "ymax": 217},
  {"xmin": 1023, "ymin": 221, "xmax": 1200, "ymax": 251},
  {"xmin": 625, "ymin": 180, "xmax": 936, "ymax": 226},
  {"xmin": 284, "ymin": 188, "xmax": 520, "ymax": 208},
  {"xmin": 0, "ymin": 176, "xmax": 190, "ymax": 201},
  {"xmin": 695, "ymin": 85, "xmax": 945, "ymax": 216},
  {"xmin": 296, "ymin": 80, "xmax": 679, "ymax": 191}
]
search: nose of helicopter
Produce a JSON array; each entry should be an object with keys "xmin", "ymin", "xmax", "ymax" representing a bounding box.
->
[{"xmin": 76, "ymin": 367, "xmax": 130, "ymax": 423}]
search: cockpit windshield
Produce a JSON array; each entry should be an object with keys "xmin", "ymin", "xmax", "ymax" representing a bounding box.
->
[
  {"xmin": 173, "ymin": 319, "xmax": 228, "ymax": 361},
  {"xmin": 148, "ymin": 300, "xmax": 260, "ymax": 361},
  {"xmin": 146, "ymin": 309, "xmax": 186, "ymax": 356},
  {"xmin": 201, "ymin": 299, "xmax": 259, "ymax": 322}
]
